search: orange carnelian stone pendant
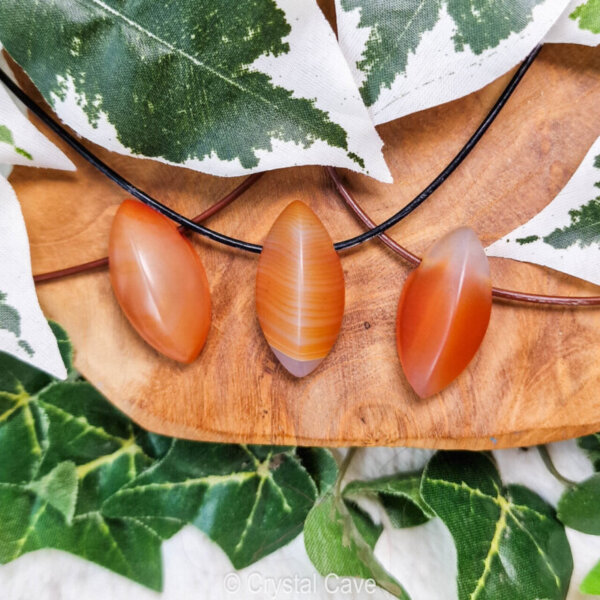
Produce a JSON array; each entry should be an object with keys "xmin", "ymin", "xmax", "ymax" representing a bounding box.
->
[
  {"xmin": 396, "ymin": 227, "xmax": 492, "ymax": 398},
  {"xmin": 256, "ymin": 201, "xmax": 345, "ymax": 377},
  {"xmin": 109, "ymin": 199, "xmax": 211, "ymax": 364}
]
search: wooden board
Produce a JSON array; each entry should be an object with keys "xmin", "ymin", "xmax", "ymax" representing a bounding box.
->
[{"xmin": 9, "ymin": 44, "xmax": 600, "ymax": 449}]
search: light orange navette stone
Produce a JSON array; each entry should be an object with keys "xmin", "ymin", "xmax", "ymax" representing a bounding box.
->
[
  {"xmin": 256, "ymin": 201, "xmax": 345, "ymax": 377},
  {"xmin": 396, "ymin": 227, "xmax": 492, "ymax": 398},
  {"xmin": 109, "ymin": 199, "xmax": 211, "ymax": 364}
]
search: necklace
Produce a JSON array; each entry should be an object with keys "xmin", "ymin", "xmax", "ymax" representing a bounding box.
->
[{"xmin": 4, "ymin": 44, "xmax": 599, "ymax": 398}]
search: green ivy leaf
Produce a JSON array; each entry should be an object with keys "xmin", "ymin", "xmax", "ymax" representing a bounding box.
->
[
  {"xmin": 27, "ymin": 461, "xmax": 78, "ymax": 523},
  {"xmin": 103, "ymin": 441, "xmax": 318, "ymax": 568},
  {"xmin": 558, "ymin": 474, "xmax": 600, "ymax": 534},
  {"xmin": 421, "ymin": 451, "xmax": 572, "ymax": 600},
  {"xmin": 0, "ymin": 347, "xmax": 164, "ymax": 588},
  {"xmin": 0, "ymin": 486, "xmax": 164, "ymax": 590},
  {"xmin": 34, "ymin": 381, "xmax": 154, "ymax": 514},
  {"xmin": 0, "ymin": 351, "xmax": 52, "ymax": 484},
  {"xmin": 304, "ymin": 487, "xmax": 410, "ymax": 599},
  {"xmin": 48, "ymin": 321, "xmax": 75, "ymax": 377},
  {"xmin": 581, "ymin": 560, "xmax": 600, "ymax": 595},
  {"xmin": 296, "ymin": 447, "xmax": 339, "ymax": 497},
  {"xmin": 571, "ymin": 0, "xmax": 600, "ymax": 34},
  {"xmin": 579, "ymin": 433, "xmax": 600, "ymax": 470},
  {"xmin": 345, "ymin": 500, "xmax": 384, "ymax": 547},
  {"xmin": 0, "ymin": 328, "xmax": 327, "ymax": 588},
  {"xmin": 344, "ymin": 472, "xmax": 433, "ymax": 528}
]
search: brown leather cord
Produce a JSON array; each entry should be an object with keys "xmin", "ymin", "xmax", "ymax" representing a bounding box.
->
[
  {"xmin": 33, "ymin": 172, "xmax": 263, "ymax": 283},
  {"xmin": 326, "ymin": 166, "xmax": 600, "ymax": 307},
  {"xmin": 36, "ymin": 165, "xmax": 600, "ymax": 307}
]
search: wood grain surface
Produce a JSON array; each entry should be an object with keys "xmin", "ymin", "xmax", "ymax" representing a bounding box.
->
[{"xmin": 8, "ymin": 43, "xmax": 600, "ymax": 449}]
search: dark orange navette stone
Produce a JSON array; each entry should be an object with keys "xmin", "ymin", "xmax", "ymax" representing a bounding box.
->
[
  {"xmin": 109, "ymin": 199, "xmax": 211, "ymax": 363},
  {"xmin": 396, "ymin": 227, "xmax": 492, "ymax": 398}
]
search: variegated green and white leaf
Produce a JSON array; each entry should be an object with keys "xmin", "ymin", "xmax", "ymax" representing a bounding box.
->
[
  {"xmin": 334, "ymin": 0, "xmax": 572, "ymax": 124},
  {"xmin": 0, "ymin": 176, "xmax": 66, "ymax": 379},
  {"xmin": 0, "ymin": 46, "xmax": 74, "ymax": 377},
  {"xmin": 0, "ymin": 0, "xmax": 391, "ymax": 181},
  {"xmin": 487, "ymin": 136, "xmax": 600, "ymax": 286},
  {"xmin": 545, "ymin": 0, "xmax": 600, "ymax": 45},
  {"xmin": 0, "ymin": 45, "xmax": 75, "ymax": 171},
  {"xmin": 421, "ymin": 451, "xmax": 572, "ymax": 600}
]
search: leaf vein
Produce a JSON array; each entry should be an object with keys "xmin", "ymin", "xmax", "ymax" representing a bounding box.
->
[{"xmin": 81, "ymin": 0, "xmax": 279, "ymax": 110}]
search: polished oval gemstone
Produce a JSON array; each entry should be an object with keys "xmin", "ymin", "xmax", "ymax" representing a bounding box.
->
[
  {"xmin": 109, "ymin": 199, "xmax": 211, "ymax": 363},
  {"xmin": 396, "ymin": 227, "xmax": 492, "ymax": 398},
  {"xmin": 256, "ymin": 201, "xmax": 345, "ymax": 377}
]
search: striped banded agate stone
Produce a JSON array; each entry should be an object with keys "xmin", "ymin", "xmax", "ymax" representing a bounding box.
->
[
  {"xmin": 396, "ymin": 227, "xmax": 492, "ymax": 398},
  {"xmin": 109, "ymin": 199, "xmax": 211, "ymax": 364},
  {"xmin": 256, "ymin": 201, "xmax": 345, "ymax": 377}
]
